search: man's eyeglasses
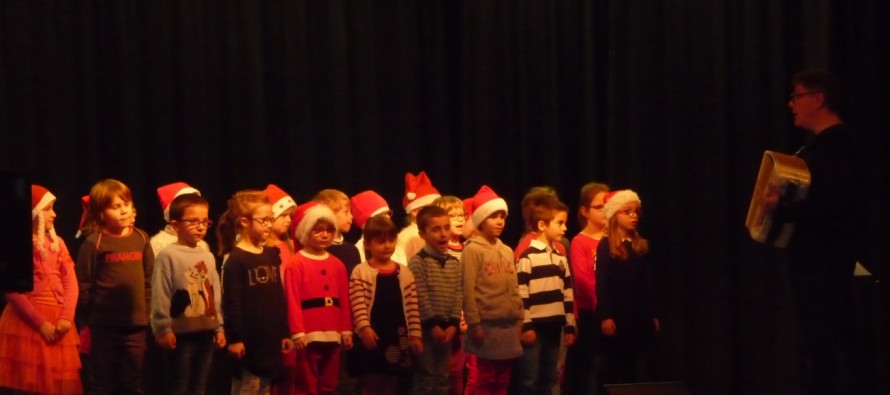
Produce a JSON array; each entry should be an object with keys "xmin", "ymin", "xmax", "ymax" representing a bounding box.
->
[
  {"xmin": 179, "ymin": 219, "xmax": 213, "ymax": 228},
  {"xmin": 619, "ymin": 209, "xmax": 642, "ymax": 217},
  {"xmin": 251, "ymin": 217, "xmax": 275, "ymax": 227},
  {"xmin": 789, "ymin": 91, "xmax": 821, "ymax": 101}
]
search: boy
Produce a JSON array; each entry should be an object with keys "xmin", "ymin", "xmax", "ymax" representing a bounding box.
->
[
  {"xmin": 150, "ymin": 193, "xmax": 226, "ymax": 395},
  {"xmin": 408, "ymin": 205, "xmax": 462, "ymax": 395},
  {"xmin": 398, "ymin": 171, "xmax": 442, "ymax": 260},
  {"xmin": 283, "ymin": 202, "xmax": 354, "ymax": 395},
  {"xmin": 461, "ymin": 186, "xmax": 523, "ymax": 395},
  {"xmin": 150, "ymin": 182, "xmax": 211, "ymax": 257},
  {"xmin": 512, "ymin": 194, "xmax": 576, "ymax": 395},
  {"xmin": 313, "ymin": 189, "xmax": 361, "ymax": 275}
]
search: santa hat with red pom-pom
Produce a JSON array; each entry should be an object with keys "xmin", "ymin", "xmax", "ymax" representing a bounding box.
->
[{"xmin": 403, "ymin": 171, "xmax": 441, "ymax": 214}]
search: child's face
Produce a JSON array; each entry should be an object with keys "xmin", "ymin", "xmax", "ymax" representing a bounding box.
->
[
  {"xmin": 332, "ymin": 199, "xmax": 353, "ymax": 233},
  {"xmin": 243, "ymin": 204, "xmax": 274, "ymax": 244},
  {"xmin": 34, "ymin": 201, "xmax": 57, "ymax": 233},
  {"xmin": 420, "ymin": 215, "xmax": 451, "ymax": 254},
  {"xmin": 172, "ymin": 205, "xmax": 210, "ymax": 248},
  {"xmin": 585, "ymin": 192, "xmax": 607, "ymax": 229},
  {"xmin": 615, "ymin": 202, "xmax": 641, "ymax": 232},
  {"xmin": 305, "ymin": 220, "xmax": 336, "ymax": 251},
  {"xmin": 102, "ymin": 194, "xmax": 135, "ymax": 232},
  {"xmin": 478, "ymin": 211, "xmax": 506, "ymax": 239},
  {"xmin": 271, "ymin": 207, "xmax": 295, "ymax": 239},
  {"xmin": 365, "ymin": 236, "xmax": 396, "ymax": 263},
  {"xmin": 538, "ymin": 210, "xmax": 568, "ymax": 244},
  {"xmin": 447, "ymin": 207, "xmax": 466, "ymax": 238}
]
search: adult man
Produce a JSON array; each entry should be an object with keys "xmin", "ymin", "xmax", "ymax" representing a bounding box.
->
[{"xmin": 768, "ymin": 69, "xmax": 863, "ymax": 395}]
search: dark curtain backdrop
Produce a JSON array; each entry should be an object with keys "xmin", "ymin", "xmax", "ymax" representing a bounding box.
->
[{"xmin": 1, "ymin": 1, "xmax": 888, "ymax": 394}]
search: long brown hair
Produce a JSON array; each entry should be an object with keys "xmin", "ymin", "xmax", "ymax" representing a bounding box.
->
[
  {"xmin": 216, "ymin": 190, "xmax": 269, "ymax": 256},
  {"xmin": 577, "ymin": 182, "xmax": 609, "ymax": 228},
  {"xmin": 605, "ymin": 209, "xmax": 649, "ymax": 261},
  {"xmin": 83, "ymin": 179, "xmax": 134, "ymax": 236}
]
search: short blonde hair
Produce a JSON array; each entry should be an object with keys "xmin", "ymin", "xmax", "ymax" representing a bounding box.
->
[{"xmin": 313, "ymin": 189, "xmax": 350, "ymax": 211}]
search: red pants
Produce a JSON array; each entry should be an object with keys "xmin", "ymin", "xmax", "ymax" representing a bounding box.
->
[
  {"xmin": 473, "ymin": 358, "xmax": 513, "ymax": 395},
  {"xmin": 301, "ymin": 342, "xmax": 341, "ymax": 395}
]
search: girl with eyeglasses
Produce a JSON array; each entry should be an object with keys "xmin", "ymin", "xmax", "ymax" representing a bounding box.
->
[
  {"xmin": 564, "ymin": 182, "xmax": 610, "ymax": 395},
  {"xmin": 594, "ymin": 190, "xmax": 659, "ymax": 388},
  {"xmin": 217, "ymin": 190, "xmax": 292, "ymax": 395}
]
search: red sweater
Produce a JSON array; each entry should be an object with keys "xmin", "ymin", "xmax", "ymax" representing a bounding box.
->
[{"xmin": 283, "ymin": 251, "xmax": 352, "ymax": 343}]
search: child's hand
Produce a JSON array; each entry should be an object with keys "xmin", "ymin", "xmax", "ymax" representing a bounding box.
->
[
  {"xmin": 564, "ymin": 333, "xmax": 576, "ymax": 347},
  {"xmin": 281, "ymin": 338, "xmax": 294, "ymax": 353},
  {"xmin": 443, "ymin": 326, "xmax": 457, "ymax": 344},
  {"xmin": 359, "ymin": 327, "xmax": 379, "ymax": 350},
  {"xmin": 294, "ymin": 336, "xmax": 308, "ymax": 351},
  {"xmin": 601, "ymin": 319, "xmax": 617, "ymax": 336},
  {"xmin": 342, "ymin": 333, "xmax": 354, "ymax": 350},
  {"xmin": 410, "ymin": 337, "xmax": 423, "ymax": 355},
  {"xmin": 520, "ymin": 329, "xmax": 537, "ymax": 346},
  {"xmin": 55, "ymin": 319, "xmax": 73, "ymax": 336},
  {"xmin": 469, "ymin": 327, "xmax": 485, "ymax": 346},
  {"xmin": 228, "ymin": 342, "xmax": 246, "ymax": 359},
  {"xmin": 214, "ymin": 332, "xmax": 227, "ymax": 348},
  {"xmin": 432, "ymin": 326, "xmax": 446, "ymax": 344},
  {"xmin": 155, "ymin": 332, "xmax": 177, "ymax": 350},
  {"xmin": 39, "ymin": 322, "xmax": 58, "ymax": 343},
  {"xmin": 459, "ymin": 312, "xmax": 468, "ymax": 333}
]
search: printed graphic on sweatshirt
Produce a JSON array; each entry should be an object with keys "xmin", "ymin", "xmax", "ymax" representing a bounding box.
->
[{"xmin": 171, "ymin": 260, "xmax": 217, "ymax": 318}]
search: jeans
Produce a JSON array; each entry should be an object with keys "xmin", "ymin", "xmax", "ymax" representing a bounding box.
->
[
  {"xmin": 512, "ymin": 324, "xmax": 562, "ymax": 395},
  {"xmin": 89, "ymin": 325, "xmax": 147, "ymax": 395},
  {"xmin": 166, "ymin": 331, "xmax": 215, "ymax": 395},
  {"xmin": 413, "ymin": 328, "xmax": 454, "ymax": 395}
]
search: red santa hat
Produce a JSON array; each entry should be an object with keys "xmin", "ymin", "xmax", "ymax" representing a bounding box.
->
[
  {"xmin": 469, "ymin": 185, "xmax": 509, "ymax": 228},
  {"xmin": 32, "ymin": 185, "xmax": 59, "ymax": 255},
  {"xmin": 263, "ymin": 184, "xmax": 297, "ymax": 218},
  {"xmin": 350, "ymin": 190, "xmax": 391, "ymax": 230},
  {"xmin": 75, "ymin": 195, "xmax": 89, "ymax": 238},
  {"xmin": 31, "ymin": 185, "xmax": 56, "ymax": 220},
  {"xmin": 403, "ymin": 171, "xmax": 441, "ymax": 213},
  {"xmin": 291, "ymin": 201, "xmax": 338, "ymax": 247},
  {"xmin": 602, "ymin": 189, "xmax": 641, "ymax": 220},
  {"xmin": 157, "ymin": 182, "xmax": 201, "ymax": 222},
  {"xmin": 461, "ymin": 196, "xmax": 477, "ymax": 238}
]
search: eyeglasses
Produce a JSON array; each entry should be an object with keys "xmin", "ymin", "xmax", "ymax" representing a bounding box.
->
[
  {"xmin": 311, "ymin": 225, "xmax": 336, "ymax": 235},
  {"xmin": 589, "ymin": 204, "xmax": 605, "ymax": 210},
  {"xmin": 250, "ymin": 217, "xmax": 275, "ymax": 227},
  {"xmin": 789, "ymin": 91, "xmax": 821, "ymax": 101},
  {"xmin": 180, "ymin": 219, "xmax": 213, "ymax": 228},
  {"xmin": 449, "ymin": 213, "xmax": 467, "ymax": 220},
  {"xmin": 619, "ymin": 209, "xmax": 642, "ymax": 217}
]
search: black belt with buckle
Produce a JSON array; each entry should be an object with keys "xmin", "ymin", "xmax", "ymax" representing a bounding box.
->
[{"xmin": 301, "ymin": 297, "xmax": 339, "ymax": 309}]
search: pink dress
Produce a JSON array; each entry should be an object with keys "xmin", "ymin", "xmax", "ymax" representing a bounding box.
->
[{"xmin": 0, "ymin": 236, "xmax": 82, "ymax": 394}]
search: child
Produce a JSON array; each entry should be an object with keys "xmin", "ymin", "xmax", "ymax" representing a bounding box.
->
[
  {"xmin": 75, "ymin": 178, "xmax": 154, "ymax": 394},
  {"xmin": 217, "ymin": 190, "xmax": 292, "ymax": 394},
  {"xmin": 398, "ymin": 171, "xmax": 442, "ymax": 260},
  {"xmin": 431, "ymin": 196, "xmax": 467, "ymax": 261},
  {"xmin": 408, "ymin": 205, "xmax": 462, "ymax": 395},
  {"xmin": 150, "ymin": 193, "xmax": 225, "ymax": 395},
  {"xmin": 312, "ymin": 188, "xmax": 362, "ymax": 395},
  {"xmin": 313, "ymin": 188, "xmax": 362, "ymax": 275},
  {"xmin": 461, "ymin": 186, "xmax": 523, "ymax": 395},
  {"xmin": 150, "ymin": 182, "xmax": 211, "ymax": 257},
  {"xmin": 514, "ymin": 187, "xmax": 568, "ymax": 261},
  {"xmin": 565, "ymin": 182, "xmax": 609, "ymax": 395},
  {"xmin": 595, "ymin": 190, "xmax": 658, "ymax": 386},
  {"xmin": 284, "ymin": 202, "xmax": 354, "ymax": 395},
  {"xmin": 512, "ymin": 194, "xmax": 576, "ymax": 395},
  {"xmin": 0, "ymin": 185, "xmax": 82, "ymax": 395},
  {"xmin": 263, "ymin": 184, "xmax": 298, "ymax": 264},
  {"xmin": 350, "ymin": 215, "xmax": 423, "ymax": 395},
  {"xmin": 350, "ymin": 190, "xmax": 407, "ymax": 265}
]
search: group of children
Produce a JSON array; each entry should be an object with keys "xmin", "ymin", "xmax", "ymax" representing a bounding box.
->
[{"xmin": 0, "ymin": 172, "xmax": 659, "ymax": 395}]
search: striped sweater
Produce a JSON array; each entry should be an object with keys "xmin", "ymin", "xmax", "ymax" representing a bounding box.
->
[
  {"xmin": 407, "ymin": 245, "xmax": 462, "ymax": 330},
  {"xmin": 348, "ymin": 262, "xmax": 422, "ymax": 339},
  {"xmin": 516, "ymin": 239, "xmax": 576, "ymax": 334}
]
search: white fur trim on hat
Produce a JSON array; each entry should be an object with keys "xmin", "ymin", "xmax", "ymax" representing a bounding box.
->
[
  {"xmin": 294, "ymin": 204, "xmax": 338, "ymax": 247},
  {"xmin": 603, "ymin": 190, "xmax": 641, "ymax": 220},
  {"xmin": 32, "ymin": 191, "xmax": 56, "ymax": 220},
  {"xmin": 404, "ymin": 193, "xmax": 440, "ymax": 214}
]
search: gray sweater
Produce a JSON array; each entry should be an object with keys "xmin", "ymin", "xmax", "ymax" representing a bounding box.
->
[{"xmin": 150, "ymin": 243, "xmax": 223, "ymax": 335}]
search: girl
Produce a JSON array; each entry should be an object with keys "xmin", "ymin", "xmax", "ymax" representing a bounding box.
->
[
  {"xmin": 0, "ymin": 185, "xmax": 82, "ymax": 394},
  {"xmin": 349, "ymin": 215, "xmax": 422, "ymax": 395},
  {"xmin": 565, "ymin": 182, "xmax": 609, "ymax": 395},
  {"xmin": 263, "ymin": 184, "xmax": 298, "ymax": 264},
  {"xmin": 75, "ymin": 178, "xmax": 153, "ymax": 395},
  {"xmin": 595, "ymin": 190, "xmax": 659, "ymax": 386},
  {"xmin": 218, "ymin": 190, "xmax": 292, "ymax": 395}
]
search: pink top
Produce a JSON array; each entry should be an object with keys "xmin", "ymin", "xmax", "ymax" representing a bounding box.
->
[
  {"xmin": 570, "ymin": 233, "xmax": 600, "ymax": 313},
  {"xmin": 4, "ymin": 236, "xmax": 78, "ymax": 329}
]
